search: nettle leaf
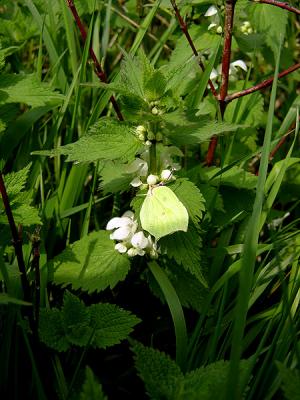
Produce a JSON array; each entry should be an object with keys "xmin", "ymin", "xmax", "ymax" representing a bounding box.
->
[
  {"xmin": 0, "ymin": 74, "xmax": 64, "ymax": 107},
  {"xmin": 131, "ymin": 341, "xmax": 183, "ymax": 400},
  {"xmin": 207, "ymin": 166, "xmax": 257, "ymax": 190},
  {"xmin": 276, "ymin": 362, "xmax": 300, "ymax": 400},
  {"xmin": 0, "ymin": 164, "xmax": 41, "ymax": 226},
  {"xmin": 39, "ymin": 292, "xmax": 140, "ymax": 352},
  {"xmin": 170, "ymin": 178, "xmax": 206, "ymax": 225},
  {"xmin": 50, "ymin": 231, "xmax": 131, "ymax": 293},
  {"xmin": 34, "ymin": 119, "xmax": 142, "ymax": 164},
  {"xmin": 79, "ymin": 367, "xmax": 108, "ymax": 400},
  {"xmin": 160, "ymin": 223, "xmax": 207, "ymax": 287},
  {"xmin": 148, "ymin": 263, "xmax": 208, "ymax": 313},
  {"xmin": 180, "ymin": 360, "xmax": 250, "ymax": 400},
  {"xmin": 165, "ymin": 119, "xmax": 242, "ymax": 146},
  {"xmin": 225, "ymin": 89, "xmax": 264, "ymax": 127},
  {"xmin": 99, "ymin": 160, "xmax": 134, "ymax": 194},
  {"xmin": 89, "ymin": 303, "xmax": 141, "ymax": 349},
  {"xmin": 39, "ymin": 308, "xmax": 69, "ymax": 352},
  {"xmin": 250, "ymin": 4, "xmax": 287, "ymax": 56}
]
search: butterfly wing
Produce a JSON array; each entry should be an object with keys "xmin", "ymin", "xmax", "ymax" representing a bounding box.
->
[{"xmin": 140, "ymin": 186, "xmax": 188, "ymax": 240}]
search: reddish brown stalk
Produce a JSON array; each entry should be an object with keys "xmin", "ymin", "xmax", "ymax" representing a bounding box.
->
[
  {"xmin": 0, "ymin": 172, "xmax": 30, "ymax": 302},
  {"xmin": 170, "ymin": 0, "xmax": 218, "ymax": 98},
  {"xmin": 225, "ymin": 62, "xmax": 300, "ymax": 103},
  {"xmin": 206, "ymin": 0, "xmax": 236, "ymax": 166},
  {"xmin": 66, "ymin": 0, "xmax": 124, "ymax": 121},
  {"xmin": 253, "ymin": 0, "xmax": 300, "ymax": 15}
]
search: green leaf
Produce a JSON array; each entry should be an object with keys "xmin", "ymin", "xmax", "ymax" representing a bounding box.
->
[
  {"xmin": 165, "ymin": 119, "xmax": 242, "ymax": 146},
  {"xmin": 160, "ymin": 223, "xmax": 206, "ymax": 287},
  {"xmin": 50, "ymin": 231, "xmax": 131, "ymax": 293},
  {"xmin": 79, "ymin": 367, "xmax": 107, "ymax": 400},
  {"xmin": 277, "ymin": 362, "xmax": 300, "ymax": 400},
  {"xmin": 34, "ymin": 119, "xmax": 142, "ymax": 164},
  {"xmin": 99, "ymin": 160, "xmax": 133, "ymax": 194},
  {"xmin": 207, "ymin": 166, "xmax": 258, "ymax": 190},
  {"xmin": 39, "ymin": 308, "xmax": 70, "ymax": 352},
  {"xmin": 39, "ymin": 292, "xmax": 140, "ymax": 352},
  {"xmin": 225, "ymin": 90, "xmax": 264, "ymax": 127},
  {"xmin": 89, "ymin": 303, "xmax": 141, "ymax": 349},
  {"xmin": 140, "ymin": 186, "xmax": 189, "ymax": 240},
  {"xmin": 180, "ymin": 360, "xmax": 250, "ymax": 400},
  {"xmin": 131, "ymin": 341, "xmax": 183, "ymax": 400},
  {"xmin": 170, "ymin": 178, "xmax": 206, "ymax": 225},
  {"xmin": 250, "ymin": 4, "xmax": 287, "ymax": 56},
  {"xmin": 0, "ymin": 74, "xmax": 64, "ymax": 107}
]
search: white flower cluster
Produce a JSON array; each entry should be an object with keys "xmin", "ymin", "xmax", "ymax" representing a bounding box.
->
[
  {"xmin": 106, "ymin": 211, "xmax": 159, "ymax": 258},
  {"xmin": 125, "ymin": 143, "xmax": 181, "ymax": 188},
  {"xmin": 209, "ymin": 60, "xmax": 247, "ymax": 88},
  {"xmin": 204, "ymin": 5, "xmax": 222, "ymax": 34}
]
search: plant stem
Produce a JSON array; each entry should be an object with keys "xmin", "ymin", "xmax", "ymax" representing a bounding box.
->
[
  {"xmin": 0, "ymin": 172, "xmax": 30, "ymax": 302},
  {"xmin": 253, "ymin": 0, "xmax": 300, "ymax": 15},
  {"xmin": 225, "ymin": 62, "xmax": 300, "ymax": 103},
  {"xmin": 170, "ymin": 0, "xmax": 218, "ymax": 98},
  {"xmin": 206, "ymin": 0, "xmax": 236, "ymax": 165},
  {"xmin": 66, "ymin": 0, "xmax": 124, "ymax": 121}
]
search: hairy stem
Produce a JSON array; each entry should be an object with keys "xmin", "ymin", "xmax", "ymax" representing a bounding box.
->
[
  {"xmin": 0, "ymin": 172, "xmax": 30, "ymax": 302},
  {"xmin": 225, "ymin": 62, "xmax": 300, "ymax": 103},
  {"xmin": 170, "ymin": 0, "xmax": 218, "ymax": 98},
  {"xmin": 66, "ymin": 0, "xmax": 124, "ymax": 121},
  {"xmin": 253, "ymin": 0, "xmax": 300, "ymax": 15}
]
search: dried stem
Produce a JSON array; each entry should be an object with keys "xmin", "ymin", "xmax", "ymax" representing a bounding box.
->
[
  {"xmin": 225, "ymin": 62, "xmax": 300, "ymax": 103},
  {"xmin": 253, "ymin": 0, "xmax": 300, "ymax": 15},
  {"xmin": 66, "ymin": 0, "xmax": 124, "ymax": 121},
  {"xmin": 0, "ymin": 172, "xmax": 30, "ymax": 302},
  {"xmin": 170, "ymin": 0, "xmax": 218, "ymax": 98}
]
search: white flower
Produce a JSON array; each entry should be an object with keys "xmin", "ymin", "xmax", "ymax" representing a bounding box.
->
[
  {"xmin": 209, "ymin": 60, "xmax": 248, "ymax": 86},
  {"xmin": 126, "ymin": 158, "xmax": 149, "ymax": 188},
  {"xmin": 131, "ymin": 231, "xmax": 149, "ymax": 249},
  {"xmin": 210, "ymin": 68, "xmax": 218, "ymax": 81},
  {"xmin": 106, "ymin": 211, "xmax": 138, "ymax": 242},
  {"xmin": 208, "ymin": 23, "xmax": 218, "ymax": 31},
  {"xmin": 205, "ymin": 5, "xmax": 218, "ymax": 16},
  {"xmin": 230, "ymin": 60, "xmax": 247, "ymax": 73},
  {"xmin": 115, "ymin": 243, "xmax": 127, "ymax": 253}
]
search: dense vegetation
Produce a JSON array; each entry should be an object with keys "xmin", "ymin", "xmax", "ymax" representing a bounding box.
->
[{"xmin": 0, "ymin": 0, "xmax": 300, "ymax": 399}]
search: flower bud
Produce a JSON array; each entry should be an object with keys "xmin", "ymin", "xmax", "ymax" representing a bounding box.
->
[
  {"xmin": 216, "ymin": 26, "xmax": 223, "ymax": 34},
  {"xmin": 151, "ymin": 107, "xmax": 159, "ymax": 115},
  {"xmin": 147, "ymin": 174, "xmax": 158, "ymax": 185},
  {"xmin": 160, "ymin": 169, "xmax": 172, "ymax": 181}
]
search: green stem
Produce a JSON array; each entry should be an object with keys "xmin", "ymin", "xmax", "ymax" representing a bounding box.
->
[{"xmin": 149, "ymin": 141, "xmax": 157, "ymax": 175}]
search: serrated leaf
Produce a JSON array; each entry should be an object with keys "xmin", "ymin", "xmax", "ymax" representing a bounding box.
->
[
  {"xmin": 277, "ymin": 362, "xmax": 300, "ymax": 400},
  {"xmin": 250, "ymin": 4, "xmax": 287, "ymax": 56},
  {"xmin": 79, "ymin": 367, "xmax": 107, "ymax": 400},
  {"xmin": 99, "ymin": 160, "xmax": 133, "ymax": 194},
  {"xmin": 170, "ymin": 178, "xmax": 206, "ymax": 224},
  {"xmin": 34, "ymin": 119, "xmax": 142, "ymax": 164},
  {"xmin": 160, "ymin": 223, "xmax": 207, "ymax": 287},
  {"xmin": 180, "ymin": 360, "xmax": 250, "ymax": 400},
  {"xmin": 3, "ymin": 163, "xmax": 31, "ymax": 198},
  {"xmin": 131, "ymin": 341, "xmax": 183, "ymax": 400},
  {"xmin": 207, "ymin": 166, "xmax": 257, "ymax": 190},
  {"xmin": 39, "ymin": 308, "xmax": 70, "ymax": 352},
  {"xmin": 0, "ymin": 74, "xmax": 64, "ymax": 107},
  {"xmin": 225, "ymin": 90, "xmax": 264, "ymax": 127},
  {"xmin": 62, "ymin": 292, "xmax": 91, "ymax": 346},
  {"xmin": 165, "ymin": 119, "xmax": 242, "ymax": 146},
  {"xmin": 89, "ymin": 303, "xmax": 141, "ymax": 349},
  {"xmin": 50, "ymin": 231, "xmax": 131, "ymax": 293}
]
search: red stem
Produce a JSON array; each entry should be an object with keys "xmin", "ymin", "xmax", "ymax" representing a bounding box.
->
[
  {"xmin": 0, "ymin": 172, "xmax": 30, "ymax": 301},
  {"xmin": 66, "ymin": 0, "xmax": 124, "ymax": 121},
  {"xmin": 225, "ymin": 62, "xmax": 300, "ymax": 103},
  {"xmin": 170, "ymin": 0, "xmax": 218, "ymax": 98},
  {"xmin": 206, "ymin": 0, "xmax": 236, "ymax": 166},
  {"xmin": 253, "ymin": 0, "xmax": 300, "ymax": 15}
]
